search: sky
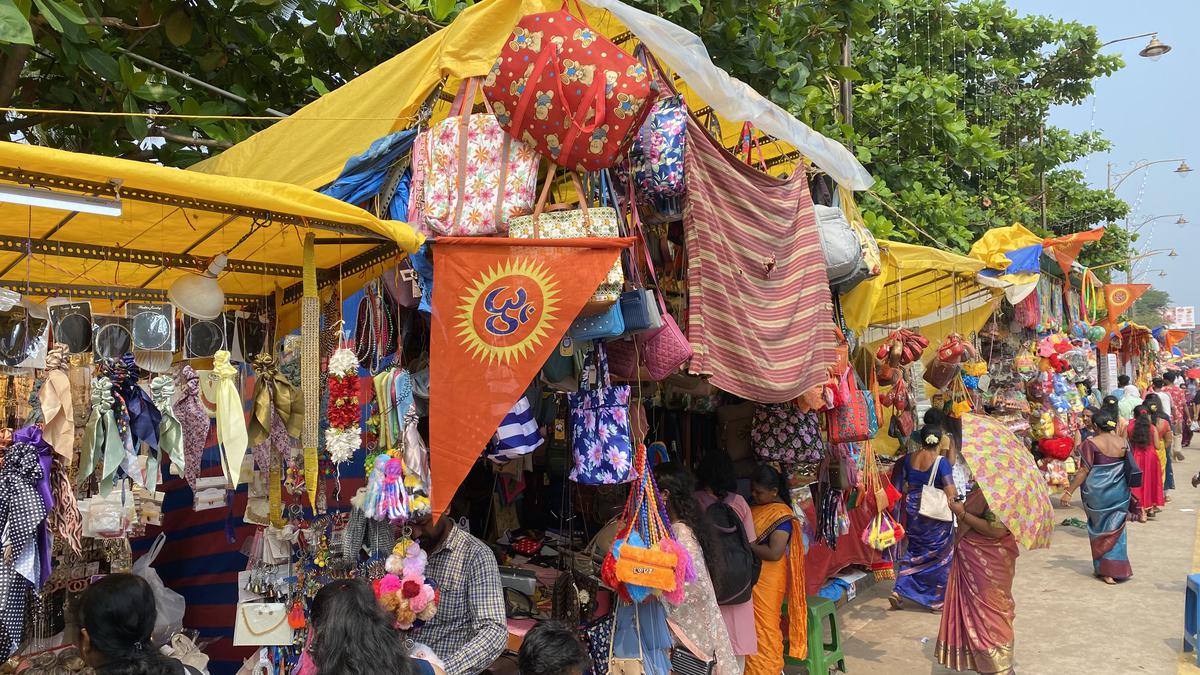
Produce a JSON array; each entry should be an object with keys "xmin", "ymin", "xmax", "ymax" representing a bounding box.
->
[{"xmin": 1005, "ymin": 0, "xmax": 1198, "ymax": 309}]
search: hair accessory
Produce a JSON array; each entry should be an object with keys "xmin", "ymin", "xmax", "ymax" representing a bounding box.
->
[
  {"xmin": 924, "ymin": 434, "xmax": 939, "ymax": 445},
  {"xmin": 375, "ymin": 537, "xmax": 439, "ymax": 630}
]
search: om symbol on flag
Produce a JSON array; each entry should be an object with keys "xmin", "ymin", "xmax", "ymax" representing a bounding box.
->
[{"xmin": 456, "ymin": 258, "xmax": 562, "ymax": 365}]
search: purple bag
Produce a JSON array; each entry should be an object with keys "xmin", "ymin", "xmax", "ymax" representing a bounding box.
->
[
  {"xmin": 751, "ymin": 404, "xmax": 825, "ymax": 464},
  {"xmin": 568, "ymin": 345, "xmax": 635, "ymax": 484}
]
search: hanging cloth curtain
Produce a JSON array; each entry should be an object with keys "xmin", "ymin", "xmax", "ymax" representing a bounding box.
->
[
  {"xmin": 39, "ymin": 344, "xmax": 74, "ymax": 461},
  {"xmin": 150, "ymin": 375, "xmax": 186, "ymax": 492}
]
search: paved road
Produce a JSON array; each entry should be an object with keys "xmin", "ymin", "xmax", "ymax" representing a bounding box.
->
[{"xmin": 795, "ymin": 451, "xmax": 1200, "ymax": 674}]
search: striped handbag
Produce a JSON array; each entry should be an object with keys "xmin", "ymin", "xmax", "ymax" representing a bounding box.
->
[{"xmin": 487, "ymin": 395, "xmax": 544, "ymax": 462}]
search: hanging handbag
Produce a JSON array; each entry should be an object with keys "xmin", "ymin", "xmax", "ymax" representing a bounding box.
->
[
  {"xmin": 417, "ymin": 78, "xmax": 540, "ymax": 236},
  {"xmin": 510, "ymin": 171, "xmax": 624, "ymax": 312},
  {"xmin": 923, "ymin": 357, "xmax": 961, "ymax": 390},
  {"xmin": 1124, "ymin": 445, "xmax": 1143, "ymax": 488},
  {"xmin": 828, "ymin": 368, "xmax": 876, "ymax": 444},
  {"xmin": 751, "ymin": 404, "xmax": 825, "ymax": 464},
  {"xmin": 630, "ymin": 46, "xmax": 687, "ymax": 203},
  {"xmin": 232, "ymin": 603, "xmax": 294, "ymax": 646},
  {"xmin": 568, "ymin": 344, "xmax": 634, "ymax": 484},
  {"xmin": 483, "ymin": 1, "xmax": 652, "ymax": 172},
  {"xmin": 605, "ymin": 337, "xmax": 639, "ymax": 380},
  {"xmin": 918, "ymin": 456, "xmax": 953, "ymax": 522},
  {"xmin": 569, "ymin": 303, "xmax": 626, "ymax": 341},
  {"xmin": 888, "ymin": 409, "xmax": 915, "ymax": 440}
]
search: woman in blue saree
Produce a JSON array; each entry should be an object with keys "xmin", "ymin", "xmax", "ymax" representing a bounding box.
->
[
  {"xmin": 1061, "ymin": 409, "xmax": 1132, "ymax": 584},
  {"xmin": 889, "ymin": 425, "xmax": 959, "ymax": 611}
]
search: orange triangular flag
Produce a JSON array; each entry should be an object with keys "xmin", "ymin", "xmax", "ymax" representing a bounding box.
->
[
  {"xmin": 1044, "ymin": 228, "xmax": 1105, "ymax": 289},
  {"xmin": 429, "ymin": 236, "xmax": 632, "ymax": 517},
  {"xmin": 1103, "ymin": 283, "xmax": 1150, "ymax": 324}
]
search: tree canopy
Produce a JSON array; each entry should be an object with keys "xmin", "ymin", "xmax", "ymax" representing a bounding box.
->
[{"xmin": 0, "ymin": 0, "xmax": 1134, "ymax": 269}]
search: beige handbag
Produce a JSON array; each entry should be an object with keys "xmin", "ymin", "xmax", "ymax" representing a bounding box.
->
[
  {"xmin": 509, "ymin": 172, "xmax": 623, "ymax": 312},
  {"xmin": 232, "ymin": 602, "xmax": 294, "ymax": 646}
]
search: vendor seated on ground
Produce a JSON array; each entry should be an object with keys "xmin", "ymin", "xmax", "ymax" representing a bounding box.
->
[
  {"xmin": 77, "ymin": 573, "xmax": 202, "ymax": 675},
  {"xmin": 517, "ymin": 620, "xmax": 590, "ymax": 675},
  {"xmin": 408, "ymin": 510, "xmax": 507, "ymax": 675}
]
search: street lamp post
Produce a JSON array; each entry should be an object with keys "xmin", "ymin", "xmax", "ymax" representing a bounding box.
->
[{"xmin": 1105, "ymin": 160, "xmax": 1191, "ymax": 284}]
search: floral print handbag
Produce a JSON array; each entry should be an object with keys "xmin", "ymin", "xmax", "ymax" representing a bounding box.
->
[
  {"xmin": 751, "ymin": 403, "xmax": 826, "ymax": 464},
  {"xmin": 630, "ymin": 46, "xmax": 687, "ymax": 203},
  {"xmin": 416, "ymin": 78, "xmax": 540, "ymax": 237},
  {"xmin": 569, "ymin": 344, "xmax": 635, "ymax": 484}
]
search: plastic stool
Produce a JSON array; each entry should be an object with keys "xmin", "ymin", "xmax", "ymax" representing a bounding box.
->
[
  {"xmin": 783, "ymin": 596, "xmax": 846, "ymax": 674},
  {"xmin": 1185, "ymin": 574, "xmax": 1200, "ymax": 664}
]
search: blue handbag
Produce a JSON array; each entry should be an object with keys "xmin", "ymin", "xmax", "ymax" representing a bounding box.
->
[
  {"xmin": 569, "ymin": 303, "xmax": 626, "ymax": 342},
  {"xmin": 568, "ymin": 344, "xmax": 634, "ymax": 485}
]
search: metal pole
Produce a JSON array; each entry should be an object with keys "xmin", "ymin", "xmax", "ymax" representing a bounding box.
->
[
  {"xmin": 115, "ymin": 48, "xmax": 288, "ymax": 118},
  {"xmin": 1040, "ymin": 122, "xmax": 1048, "ymax": 231},
  {"xmin": 840, "ymin": 32, "xmax": 853, "ymax": 132}
]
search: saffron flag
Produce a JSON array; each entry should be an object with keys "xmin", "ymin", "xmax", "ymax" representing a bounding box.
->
[
  {"xmin": 1102, "ymin": 283, "xmax": 1150, "ymax": 327},
  {"xmin": 1043, "ymin": 227, "xmax": 1105, "ymax": 285},
  {"xmin": 429, "ymin": 236, "xmax": 632, "ymax": 516}
]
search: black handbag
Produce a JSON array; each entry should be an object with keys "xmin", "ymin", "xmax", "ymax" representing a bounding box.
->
[
  {"xmin": 1124, "ymin": 446, "xmax": 1143, "ymax": 488},
  {"xmin": 670, "ymin": 646, "xmax": 715, "ymax": 675}
]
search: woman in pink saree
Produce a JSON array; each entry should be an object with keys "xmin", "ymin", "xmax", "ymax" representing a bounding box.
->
[{"xmin": 935, "ymin": 488, "xmax": 1018, "ymax": 674}]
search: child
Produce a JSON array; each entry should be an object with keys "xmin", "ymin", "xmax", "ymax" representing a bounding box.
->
[{"xmin": 517, "ymin": 621, "xmax": 589, "ymax": 675}]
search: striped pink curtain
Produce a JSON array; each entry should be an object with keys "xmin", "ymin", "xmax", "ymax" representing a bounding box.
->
[{"xmin": 683, "ymin": 116, "xmax": 836, "ymax": 403}]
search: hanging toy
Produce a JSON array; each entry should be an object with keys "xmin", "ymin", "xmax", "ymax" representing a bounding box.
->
[
  {"xmin": 381, "ymin": 457, "xmax": 410, "ymax": 522},
  {"xmin": 363, "ymin": 455, "xmax": 390, "ymax": 521},
  {"xmin": 376, "ymin": 536, "xmax": 439, "ymax": 630},
  {"xmin": 1088, "ymin": 325, "xmax": 1106, "ymax": 342}
]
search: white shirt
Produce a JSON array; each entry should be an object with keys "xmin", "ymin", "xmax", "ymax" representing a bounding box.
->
[{"xmin": 1158, "ymin": 390, "xmax": 1173, "ymax": 419}]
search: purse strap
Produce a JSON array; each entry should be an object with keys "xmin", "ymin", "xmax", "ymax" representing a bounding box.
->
[
  {"xmin": 528, "ymin": 169, "xmax": 595, "ymax": 237},
  {"xmin": 667, "ymin": 618, "xmax": 713, "ymax": 664},
  {"xmin": 926, "ymin": 456, "xmax": 941, "ymax": 488}
]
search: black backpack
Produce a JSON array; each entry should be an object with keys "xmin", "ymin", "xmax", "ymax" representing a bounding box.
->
[{"xmin": 705, "ymin": 500, "xmax": 761, "ymax": 605}]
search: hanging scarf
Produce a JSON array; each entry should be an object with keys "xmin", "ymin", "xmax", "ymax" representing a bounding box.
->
[
  {"xmin": 175, "ymin": 365, "xmax": 210, "ymax": 490},
  {"xmin": 114, "ymin": 353, "xmax": 162, "ymax": 452},
  {"xmin": 0, "ymin": 437, "xmax": 48, "ymax": 659},
  {"xmin": 79, "ymin": 376, "xmax": 128, "ymax": 496},
  {"xmin": 12, "ymin": 426, "xmax": 54, "ymax": 587},
  {"xmin": 248, "ymin": 353, "xmax": 304, "ymax": 449},
  {"xmin": 48, "ymin": 454, "xmax": 82, "ymax": 556},
  {"xmin": 150, "ymin": 375, "xmax": 186, "ymax": 493},
  {"xmin": 97, "ymin": 359, "xmax": 144, "ymax": 490},
  {"xmin": 38, "ymin": 343, "xmax": 74, "ymax": 461},
  {"xmin": 209, "ymin": 350, "xmax": 249, "ymax": 486}
]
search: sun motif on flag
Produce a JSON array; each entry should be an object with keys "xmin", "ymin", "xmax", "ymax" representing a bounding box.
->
[
  {"xmin": 456, "ymin": 258, "xmax": 560, "ymax": 365},
  {"xmin": 1110, "ymin": 288, "xmax": 1129, "ymax": 305}
]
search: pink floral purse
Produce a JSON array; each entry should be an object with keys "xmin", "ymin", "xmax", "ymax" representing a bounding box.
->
[{"xmin": 415, "ymin": 78, "xmax": 540, "ymax": 236}]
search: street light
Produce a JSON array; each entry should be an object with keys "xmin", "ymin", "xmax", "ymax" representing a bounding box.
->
[
  {"xmin": 1108, "ymin": 159, "xmax": 1191, "ymax": 193},
  {"xmin": 1126, "ymin": 213, "xmax": 1187, "ymax": 234},
  {"xmin": 1138, "ymin": 34, "xmax": 1172, "ymax": 60}
]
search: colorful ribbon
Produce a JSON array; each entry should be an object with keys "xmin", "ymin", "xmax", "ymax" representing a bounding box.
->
[
  {"xmin": 150, "ymin": 375, "xmax": 186, "ymax": 493},
  {"xmin": 248, "ymin": 353, "xmax": 304, "ymax": 448},
  {"xmin": 302, "ymin": 232, "xmax": 320, "ymax": 509},
  {"xmin": 39, "ymin": 343, "xmax": 74, "ymax": 461},
  {"xmin": 79, "ymin": 377, "xmax": 128, "ymax": 495},
  {"xmin": 212, "ymin": 350, "xmax": 249, "ymax": 486},
  {"xmin": 174, "ymin": 365, "xmax": 210, "ymax": 490}
]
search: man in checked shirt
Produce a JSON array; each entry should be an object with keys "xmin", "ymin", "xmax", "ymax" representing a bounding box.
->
[{"xmin": 408, "ymin": 511, "xmax": 507, "ymax": 675}]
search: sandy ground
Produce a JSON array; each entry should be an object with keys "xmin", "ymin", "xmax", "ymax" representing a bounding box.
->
[{"xmin": 785, "ymin": 450, "xmax": 1200, "ymax": 675}]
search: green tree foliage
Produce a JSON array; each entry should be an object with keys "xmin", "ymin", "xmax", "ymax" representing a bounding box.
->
[
  {"xmin": 0, "ymin": 0, "xmax": 1133, "ymax": 267},
  {"xmin": 1130, "ymin": 288, "xmax": 1171, "ymax": 327}
]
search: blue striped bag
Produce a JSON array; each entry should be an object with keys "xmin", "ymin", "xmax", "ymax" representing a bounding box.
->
[{"xmin": 487, "ymin": 395, "xmax": 544, "ymax": 463}]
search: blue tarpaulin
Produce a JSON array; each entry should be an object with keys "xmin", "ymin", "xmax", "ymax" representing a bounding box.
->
[{"xmin": 319, "ymin": 129, "xmax": 417, "ymax": 206}]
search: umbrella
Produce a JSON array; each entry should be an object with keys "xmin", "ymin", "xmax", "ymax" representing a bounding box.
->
[{"xmin": 959, "ymin": 413, "xmax": 1054, "ymax": 550}]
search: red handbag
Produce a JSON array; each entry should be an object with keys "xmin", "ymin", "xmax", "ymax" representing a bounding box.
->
[
  {"xmin": 827, "ymin": 368, "xmax": 874, "ymax": 444},
  {"xmin": 1038, "ymin": 436, "xmax": 1074, "ymax": 460},
  {"xmin": 483, "ymin": 0, "xmax": 653, "ymax": 172}
]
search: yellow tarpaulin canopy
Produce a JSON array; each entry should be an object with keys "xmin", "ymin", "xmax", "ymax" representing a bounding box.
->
[
  {"xmin": 0, "ymin": 141, "xmax": 420, "ymax": 313},
  {"xmin": 967, "ymin": 223, "xmax": 1043, "ymax": 271},
  {"xmin": 191, "ymin": 0, "xmax": 870, "ymax": 191},
  {"xmin": 841, "ymin": 241, "xmax": 996, "ymax": 333}
]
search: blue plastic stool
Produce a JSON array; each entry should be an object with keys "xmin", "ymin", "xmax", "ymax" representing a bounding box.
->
[{"xmin": 1185, "ymin": 573, "xmax": 1200, "ymax": 664}]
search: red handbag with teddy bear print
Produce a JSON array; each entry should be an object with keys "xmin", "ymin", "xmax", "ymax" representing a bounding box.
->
[{"xmin": 482, "ymin": 0, "xmax": 653, "ymax": 172}]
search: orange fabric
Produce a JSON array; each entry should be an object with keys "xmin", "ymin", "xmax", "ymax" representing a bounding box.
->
[
  {"xmin": 428, "ymin": 236, "xmax": 631, "ymax": 515},
  {"xmin": 747, "ymin": 502, "xmax": 807, "ymax": 674},
  {"xmin": 1103, "ymin": 284, "xmax": 1151, "ymax": 323},
  {"xmin": 1043, "ymin": 228, "xmax": 1104, "ymax": 288}
]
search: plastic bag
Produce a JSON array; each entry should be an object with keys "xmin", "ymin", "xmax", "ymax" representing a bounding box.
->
[{"xmin": 131, "ymin": 533, "xmax": 186, "ymax": 645}]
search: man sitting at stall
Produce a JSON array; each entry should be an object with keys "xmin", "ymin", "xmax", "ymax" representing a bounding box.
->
[{"xmin": 408, "ymin": 511, "xmax": 507, "ymax": 675}]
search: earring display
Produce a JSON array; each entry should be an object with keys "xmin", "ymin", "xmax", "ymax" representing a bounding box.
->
[
  {"xmin": 127, "ymin": 302, "xmax": 176, "ymax": 352},
  {"xmin": 92, "ymin": 316, "xmax": 132, "ymax": 360},
  {"xmin": 183, "ymin": 314, "xmax": 226, "ymax": 360},
  {"xmin": 0, "ymin": 307, "xmax": 46, "ymax": 367},
  {"xmin": 47, "ymin": 301, "xmax": 93, "ymax": 354}
]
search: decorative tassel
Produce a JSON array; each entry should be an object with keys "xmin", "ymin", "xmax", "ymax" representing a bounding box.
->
[{"xmin": 301, "ymin": 232, "xmax": 320, "ymax": 510}]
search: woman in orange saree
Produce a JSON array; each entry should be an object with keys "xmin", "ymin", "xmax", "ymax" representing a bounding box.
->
[
  {"xmin": 746, "ymin": 464, "xmax": 806, "ymax": 675},
  {"xmin": 936, "ymin": 488, "xmax": 1019, "ymax": 674}
]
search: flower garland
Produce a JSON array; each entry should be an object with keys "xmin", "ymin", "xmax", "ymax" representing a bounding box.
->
[
  {"xmin": 374, "ymin": 536, "xmax": 439, "ymax": 630},
  {"xmin": 324, "ymin": 348, "xmax": 360, "ymax": 464}
]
